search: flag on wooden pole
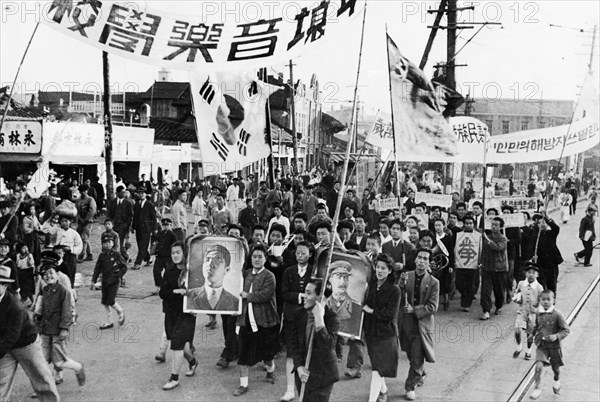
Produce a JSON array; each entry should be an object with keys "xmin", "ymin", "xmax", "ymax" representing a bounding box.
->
[{"xmin": 386, "ymin": 34, "xmax": 457, "ymax": 161}]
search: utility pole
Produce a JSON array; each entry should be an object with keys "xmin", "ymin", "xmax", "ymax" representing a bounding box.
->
[
  {"xmin": 103, "ymin": 51, "xmax": 115, "ymax": 201},
  {"xmin": 287, "ymin": 60, "xmax": 298, "ymax": 176},
  {"xmin": 446, "ymin": 0, "xmax": 457, "ymax": 95},
  {"xmin": 577, "ymin": 24, "xmax": 597, "ymax": 187}
]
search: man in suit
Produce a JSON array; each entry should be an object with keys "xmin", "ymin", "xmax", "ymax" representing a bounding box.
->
[
  {"xmin": 472, "ymin": 201, "xmax": 485, "ymax": 231},
  {"xmin": 289, "ymin": 278, "xmax": 339, "ymax": 402},
  {"xmin": 398, "ymin": 248, "xmax": 439, "ymax": 401},
  {"xmin": 575, "ymin": 204, "xmax": 597, "ymax": 267},
  {"xmin": 132, "ymin": 188, "xmax": 157, "ymax": 270},
  {"xmin": 350, "ymin": 215, "xmax": 368, "ymax": 252},
  {"xmin": 326, "ymin": 181, "xmax": 341, "ymax": 218},
  {"xmin": 107, "ymin": 185, "xmax": 134, "ymax": 264},
  {"xmin": 187, "ymin": 244, "xmax": 239, "ymax": 311},
  {"xmin": 382, "ymin": 219, "xmax": 417, "ymax": 274}
]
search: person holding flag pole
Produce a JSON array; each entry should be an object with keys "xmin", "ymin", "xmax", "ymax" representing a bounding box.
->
[{"xmin": 294, "ymin": 2, "xmax": 369, "ymax": 401}]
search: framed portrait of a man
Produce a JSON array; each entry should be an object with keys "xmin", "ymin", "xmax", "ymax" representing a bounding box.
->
[
  {"xmin": 184, "ymin": 236, "xmax": 244, "ymax": 315},
  {"xmin": 316, "ymin": 250, "xmax": 371, "ymax": 339}
]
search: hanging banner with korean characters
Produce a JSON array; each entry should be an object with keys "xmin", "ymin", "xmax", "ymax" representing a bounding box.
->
[
  {"xmin": 487, "ymin": 72, "xmax": 599, "ymax": 164},
  {"xmin": 190, "ymin": 70, "xmax": 271, "ymax": 175},
  {"xmin": 414, "ymin": 192, "xmax": 453, "ymax": 208},
  {"xmin": 41, "ymin": 0, "xmax": 366, "ymax": 71},
  {"xmin": 454, "ymin": 231, "xmax": 481, "ymax": 269}
]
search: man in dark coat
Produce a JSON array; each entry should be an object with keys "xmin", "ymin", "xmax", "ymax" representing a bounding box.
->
[
  {"xmin": 0, "ymin": 200, "xmax": 18, "ymax": 246},
  {"xmin": 575, "ymin": 204, "xmax": 597, "ymax": 267},
  {"xmin": 532, "ymin": 213, "xmax": 563, "ymax": 296},
  {"xmin": 106, "ymin": 185, "xmax": 134, "ymax": 263},
  {"xmin": 0, "ymin": 265, "xmax": 60, "ymax": 401},
  {"xmin": 132, "ymin": 188, "xmax": 158, "ymax": 270},
  {"xmin": 289, "ymin": 278, "xmax": 339, "ymax": 402}
]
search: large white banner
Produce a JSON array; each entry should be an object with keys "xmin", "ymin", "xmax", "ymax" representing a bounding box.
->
[
  {"xmin": 414, "ymin": 192, "xmax": 452, "ymax": 208},
  {"xmin": 41, "ymin": 0, "xmax": 365, "ymax": 70},
  {"xmin": 190, "ymin": 70, "xmax": 271, "ymax": 175},
  {"xmin": 366, "ymin": 113, "xmax": 488, "ymax": 163}
]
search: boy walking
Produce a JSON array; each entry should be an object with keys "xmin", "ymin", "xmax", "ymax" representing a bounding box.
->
[
  {"xmin": 153, "ymin": 218, "xmax": 177, "ymax": 292},
  {"xmin": 512, "ymin": 262, "xmax": 544, "ymax": 360},
  {"xmin": 90, "ymin": 233, "xmax": 127, "ymax": 330},
  {"xmin": 530, "ymin": 289, "xmax": 570, "ymax": 399},
  {"xmin": 35, "ymin": 261, "xmax": 86, "ymax": 386}
]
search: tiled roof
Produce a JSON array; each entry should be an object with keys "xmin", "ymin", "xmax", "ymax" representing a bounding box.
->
[
  {"xmin": 139, "ymin": 82, "xmax": 189, "ymax": 100},
  {"xmin": 150, "ymin": 115, "xmax": 196, "ymax": 143}
]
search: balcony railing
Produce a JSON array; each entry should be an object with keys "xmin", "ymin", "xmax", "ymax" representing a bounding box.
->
[{"xmin": 68, "ymin": 101, "xmax": 125, "ymax": 115}]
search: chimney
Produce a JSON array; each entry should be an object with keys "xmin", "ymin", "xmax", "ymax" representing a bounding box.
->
[{"xmin": 158, "ymin": 68, "xmax": 171, "ymax": 82}]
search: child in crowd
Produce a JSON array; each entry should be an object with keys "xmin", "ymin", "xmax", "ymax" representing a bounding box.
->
[
  {"xmin": 90, "ymin": 233, "xmax": 127, "ymax": 329},
  {"xmin": 15, "ymin": 241, "xmax": 35, "ymax": 305},
  {"xmin": 33, "ymin": 251, "xmax": 76, "ymax": 323},
  {"xmin": 35, "ymin": 261, "xmax": 85, "ymax": 386},
  {"xmin": 512, "ymin": 262, "xmax": 544, "ymax": 360},
  {"xmin": 529, "ymin": 289, "xmax": 570, "ymax": 399},
  {"xmin": 103, "ymin": 219, "xmax": 120, "ymax": 252}
]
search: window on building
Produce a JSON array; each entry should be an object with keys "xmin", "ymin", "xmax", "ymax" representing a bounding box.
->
[
  {"xmin": 538, "ymin": 119, "xmax": 545, "ymax": 128},
  {"xmin": 521, "ymin": 119, "xmax": 529, "ymax": 131},
  {"xmin": 502, "ymin": 120, "xmax": 510, "ymax": 134},
  {"xmin": 485, "ymin": 119, "xmax": 493, "ymax": 135}
]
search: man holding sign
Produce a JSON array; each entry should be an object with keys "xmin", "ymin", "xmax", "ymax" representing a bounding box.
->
[{"xmin": 454, "ymin": 216, "xmax": 481, "ymax": 312}]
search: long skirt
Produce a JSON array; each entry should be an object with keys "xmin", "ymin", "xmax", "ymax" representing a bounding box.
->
[
  {"xmin": 365, "ymin": 335, "xmax": 399, "ymax": 378},
  {"xmin": 237, "ymin": 321, "xmax": 279, "ymax": 367}
]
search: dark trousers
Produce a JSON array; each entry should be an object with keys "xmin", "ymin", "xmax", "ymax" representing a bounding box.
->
[
  {"xmin": 153, "ymin": 256, "xmax": 170, "ymax": 287},
  {"xmin": 115, "ymin": 224, "xmax": 130, "ymax": 262},
  {"xmin": 456, "ymin": 269, "xmax": 476, "ymax": 308},
  {"xmin": 134, "ymin": 230, "xmax": 151, "ymax": 266},
  {"xmin": 335, "ymin": 337, "xmax": 364, "ymax": 369},
  {"xmin": 295, "ymin": 377, "xmax": 334, "ymax": 402},
  {"xmin": 402, "ymin": 320, "xmax": 425, "ymax": 392},
  {"xmin": 506, "ymin": 259, "xmax": 515, "ymax": 298},
  {"xmin": 538, "ymin": 266, "xmax": 559, "ymax": 296},
  {"xmin": 576, "ymin": 239, "xmax": 594, "ymax": 265},
  {"xmin": 480, "ymin": 271, "xmax": 507, "ymax": 313},
  {"xmin": 64, "ymin": 253, "xmax": 77, "ymax": 287},
  {"xmin": 220, "ymin": 315, "xmax": 239, "ymax": 361},
  {"xmin": 472, "ymin": 269, "xmax": 480, "ymax": 297}
]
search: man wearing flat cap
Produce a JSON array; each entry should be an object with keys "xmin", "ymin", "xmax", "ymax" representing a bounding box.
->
[
  {"xmin": 575, "ymin": 204, "xmax": 597, "ymax": 267},
  {"xmin": 326, "ymin": 260, "xmax": 362, "ymax": 336},
  {"xmin": 107, "ymin": 185, "xmax": 134, "ymax": 263},
  {"xmin": 187, "ymin": 244, "xmax": 239, "ymax": 312}
]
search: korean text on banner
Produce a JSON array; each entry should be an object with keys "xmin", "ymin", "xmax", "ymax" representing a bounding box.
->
[
  {"xmin": 41, "ymin": 0, "xmax": 365, "ymax": 71},
  {"xmin": 190, "ymin": 70, "xmax": 270, "ymax": 175},
  {"xmin": 387, "ymin": 34, "xmax": 457, "ymax": 161},
  {"xmin": 484, "ymin": 213, "xmax": 525, "ymax": 230},
  {"xmin": 378, "ymin": 197, "xmax": 399, "ymax": 211},
  {"xmin": 454, "ymin": 231, "xmax": 481, "ymax": 269},
  {"xmin": 414, "ymin": 192, "xmax": 452, "ymax": 208},
  {"xmin": 486, "ymin": 71, "xmax": 599, "ymax": 164}
]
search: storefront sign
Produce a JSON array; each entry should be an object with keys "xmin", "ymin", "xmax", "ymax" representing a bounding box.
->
[{"xmin": 0, "ymin": 121, "xmax": 42, "ymax": 154}]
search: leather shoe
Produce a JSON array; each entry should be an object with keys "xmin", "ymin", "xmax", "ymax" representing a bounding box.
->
[
  {"xmin": 155, "ymin": 352, "xmax": 166, "ymax": 363},
  {"xmin": 216, "ymin": 357, "xmax": 230, "ymax": 368},
  {"xmin": 233, "ymin": 386, "xmax": 248, "ymax": 396},
  {"xmin": 344, "ymin": 368, "xmax": 361, "ymax": 378}
]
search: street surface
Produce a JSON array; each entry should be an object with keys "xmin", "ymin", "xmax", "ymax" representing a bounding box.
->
[{"xmin": 8, "ymin": 200, "xmax": 600, "ymax": 402}]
